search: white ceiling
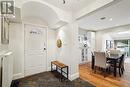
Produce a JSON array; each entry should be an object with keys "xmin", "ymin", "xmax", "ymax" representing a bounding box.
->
[
  {"xmin": 22, "ymin": 1, "xmax": 59, "ymax": 25},
  {"xmin": 42, "ymin": 0, "xmax": 95, "ymax": 12},
  {"xmin": 78, "ymin": 0, "xmax": 130, "ymax": 31},
  {"xmin": 111, "ymin": 31, "xmax": 130, "ymax": 40},
  {"xmin": 109, "ymin": 26, "xmax": 130, "ymax": 40}
]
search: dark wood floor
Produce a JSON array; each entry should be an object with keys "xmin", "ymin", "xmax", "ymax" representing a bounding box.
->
[
  {"xmin": 79, "ymin": 62, "xmax": 130, "ymax": 87},
  {"xmin": 15, "ymin": 71, "xmax": 95, "ymax": 87}
]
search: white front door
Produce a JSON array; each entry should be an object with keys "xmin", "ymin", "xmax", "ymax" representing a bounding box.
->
[{"xmin": 24, "ymin": 24, "xmax": 47, "ymax": 76}]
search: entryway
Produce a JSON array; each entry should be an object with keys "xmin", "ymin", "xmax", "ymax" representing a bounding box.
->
[{"xmin": 24, "ymin": 24, "xmax": 47, "ymax": 76}]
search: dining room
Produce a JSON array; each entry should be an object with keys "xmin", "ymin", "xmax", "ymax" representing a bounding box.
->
[
  {"xmin": 78, "ymin": 0, "xmax": 130, "ymax": 87},
  {"xmin": 79, "ymin": 25, "xmax": 130, "ymax": 87}
]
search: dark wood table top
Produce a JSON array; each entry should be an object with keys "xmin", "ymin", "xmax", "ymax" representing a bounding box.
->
[{"xmin": 107, "ymin": 55, "xmax": 122, "ymax": 60}]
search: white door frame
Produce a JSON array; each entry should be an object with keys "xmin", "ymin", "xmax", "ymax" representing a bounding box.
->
[{"xmin": 23, "ymin": 22, "xmax": 48, "ymax": 77}]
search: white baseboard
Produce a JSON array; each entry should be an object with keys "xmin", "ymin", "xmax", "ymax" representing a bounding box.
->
[
  {"xmin": 47, "ymin": 66, "xmax": 56, "ymax": 71},
  {"xmin": 69, "ymin": 73, "xmax": 79, "ymax": 81},
  {"xmin": 13, "ymin": 73, "xmax": 24, "ymax": 80},
  {"xmin": 48, "ymin": 67, "xmax": 79, "ymax": 81},
  {"xmin": 13, "ymin": 72, "xmax": 79, "ymax": 81},
  {"xmin": 47, "ymin": 67, "xmax": 51, "ymax": 71}
]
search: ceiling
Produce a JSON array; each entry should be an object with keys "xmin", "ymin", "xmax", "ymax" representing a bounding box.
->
[
  {"xmin": 22, "ymin": 1, "xmax": 59, "ymax": 25},
  {"xmin": 42, "ymin": 0, "xmax": 95, "ymax": 12},
  {"xmin": 78, "ymin": 0, "xmax": 130, "ymax": 31},
  {"xmin": 111, "ymin": 31, "xmax": 130, "ymax": 40},
  {"xmin": 109, "ymin": 26, "xmax": 130, "ymax": 40}
]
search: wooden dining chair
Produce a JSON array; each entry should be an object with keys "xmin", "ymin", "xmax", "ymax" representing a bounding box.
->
[
  {"xmin": 91, "ymin": 52, "xmax": 95, "ymax": 69},
  {"xmin": 110, "ymin": 54, "xmax": 125, "ymax": 77},
  {"xmin": 94, "ymin": 52, "xmax": 110, "ymax": 76}
]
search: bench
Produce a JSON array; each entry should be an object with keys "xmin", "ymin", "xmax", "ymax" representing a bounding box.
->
[{"xmin": 51, "ymin": 61, "xmax": 69, "ymax": 81}]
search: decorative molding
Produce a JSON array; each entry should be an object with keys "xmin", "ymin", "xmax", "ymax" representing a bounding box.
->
[
  {"xmin": 13, "ymin": 73, "xmax": 24, "ymax": 80},
  {"xmin": 69, "ymin": 73, "xmax": 79, "ymax": 81},
  {"xmin": 47, "ymin": 66, "xmax": 52, "ymax": 71}
]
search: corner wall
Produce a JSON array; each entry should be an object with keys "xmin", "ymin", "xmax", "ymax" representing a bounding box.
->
[
  {"xmin": 55, "ymin": 22, "xmax": 80, "ymax": 80},
  {"xmin": 47, "ymin": 29, "xmax": 57, "ymax": 71},
  {"xmin": 95, "ymin": 31, "xmax": 112, "ymax": 51}
]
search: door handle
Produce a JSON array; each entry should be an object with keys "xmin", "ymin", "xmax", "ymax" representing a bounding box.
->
[{"xmin": 44, "ymin": 48, "xmax": 46, "ymax": 50}]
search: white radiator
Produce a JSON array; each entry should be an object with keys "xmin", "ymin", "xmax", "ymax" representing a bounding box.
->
[{"xmin": 0, "ymin": 52, "xmax": 13, "ymax": 87}]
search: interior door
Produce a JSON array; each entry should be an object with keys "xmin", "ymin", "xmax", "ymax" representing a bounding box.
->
[{"xmin": 24, "ymin": 24, "xmax": 47, "ymax": 76}]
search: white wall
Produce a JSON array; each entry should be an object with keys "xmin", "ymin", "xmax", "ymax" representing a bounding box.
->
[
  {"xmin": 78, "ymin": 28, "xmax": 87, "ymax": 35},
  {"xmin": 9, "ymin": 18, "xmax": 57, "ymax": 79},
  {"xmin": 9, "ymin": 23, "xmax": 24, "ymax": 79},
  {"xmin": 47, "ymin": 29, "xmax": 57, "ymax": 70},
  {"xmin": 0, "ymin": 19, "xmax": 1, "ymax": 45},
  {"xmin": 22, "ymin": 17, "xmax": 48, "ymax": 26},
  {"xmin": 96, "ymin": 30, "xmax": 112, "ymax": 51},
  {"xmin": 56, "ymin": 25, "xmax": 71, "ymax": 62},
  {"xmin": 56, "ymin": 22, "xmax": 80, "ymax": 80}
]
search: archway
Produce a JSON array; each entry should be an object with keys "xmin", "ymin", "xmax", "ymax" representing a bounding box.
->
[{"xmin": 22, "ymin": 1, "xmax": 59, "ymax": 26}]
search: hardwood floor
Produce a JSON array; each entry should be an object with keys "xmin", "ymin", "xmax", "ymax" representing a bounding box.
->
[{"xmin": 79, "ymin": 62, "xmax": 130, "ymax": 87}]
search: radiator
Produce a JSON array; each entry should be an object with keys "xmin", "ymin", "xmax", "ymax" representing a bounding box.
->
[{"xmin": 0, "ymin": 52, "xmax": 13, "ymax": 87}]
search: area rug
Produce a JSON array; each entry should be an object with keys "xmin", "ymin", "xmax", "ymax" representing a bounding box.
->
[{"xmin": 12, "ymin": 71, "xmax": 95, "ymax": 87}]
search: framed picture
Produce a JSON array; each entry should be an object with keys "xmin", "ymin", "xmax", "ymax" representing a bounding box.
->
[
  {"xmin": 106, "ymin": 40, "xmax": 110, "ymax": 49},
  {"xmin": 106, "ymin": 40, "xmax": 114, "ymax": 49},
  {"xmin": 1, "ymin": 16, "xmax": 9, "ymax": 44}
]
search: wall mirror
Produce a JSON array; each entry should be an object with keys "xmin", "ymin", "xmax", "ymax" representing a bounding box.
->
[{"xmin": 57, "ymin": 39, "xmax": 62, "ymax": 48}]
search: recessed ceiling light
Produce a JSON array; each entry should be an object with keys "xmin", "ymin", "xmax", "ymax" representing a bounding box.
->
[{"xmin": 100, "ymin": 17, "xmax": 106, "ymax": 20}]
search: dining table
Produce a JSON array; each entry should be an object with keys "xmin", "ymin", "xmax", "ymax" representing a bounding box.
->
[{"xmin": 107, "ymin": 55, "xmax": 122, "ymax": 77}]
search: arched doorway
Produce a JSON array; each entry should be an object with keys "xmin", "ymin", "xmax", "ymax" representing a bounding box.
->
[{"xmin": 22, "ymin": 1, "xmax": 59, "ymax": 76}]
